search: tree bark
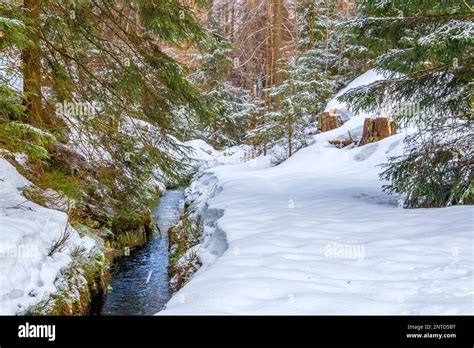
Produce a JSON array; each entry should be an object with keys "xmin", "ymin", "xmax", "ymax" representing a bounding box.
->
[
  {"xmin": 22, "ymin": 0, "xmax": 43, "ymax": 127},
  {"xmin": 272, "ymin": 0, "xmax": 284, "ymax": 87},
  {"xmin": 360, "ymin": 117, "xmax": 397, "ymax": 145}
]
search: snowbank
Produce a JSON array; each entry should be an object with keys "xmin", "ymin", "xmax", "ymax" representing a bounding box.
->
[
  {"xmin": 184, "ymin": 140, "xmax": 256, "ymax": 169},
  {"xmin": 161, "ymin": 72, "xmax": 473, "ymax": 315},
  {"xmin": 325, "ymin": 69, "xmax": 387, "ymax": 119},
  {"xmin": 166, "ymin": 141, "xmax": 274, "ymax": 274},
  {"xmin": 0, "ymin": 158, "xmax": 95, "ymax": 314}
]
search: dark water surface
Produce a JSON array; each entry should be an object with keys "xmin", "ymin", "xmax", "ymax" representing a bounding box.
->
[{"xmin": 99, "ymin": 188, "xmax": 184, "ymax": 315}]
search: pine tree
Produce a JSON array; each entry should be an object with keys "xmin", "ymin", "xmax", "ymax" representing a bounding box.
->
[
  {"xmin": 190, "ymin": 20, "xmax": 255, "ymax": 148},
  {"xmin": 1, "ymin": 0, "xmax": 212, "ymax": 217},
  {"xmin": 342, "ymin": 0, "xmax": 473, "ymax": 207},
  {"xmin": 0, "ymin": 5, "xmax": 26, "ymax": 122},
  {"xmin": 0, "ymin": 2, "xmax": 54, "ymax": 160},
  {"xmin": 22, "ymin": 0, "xmax": 42, "ymax": 127},
  {"xmin": 263, "ymin": 0, "xmax": 340, "ymax": 158}
]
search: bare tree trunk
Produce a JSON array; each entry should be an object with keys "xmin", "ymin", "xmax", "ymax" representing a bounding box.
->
[
  {"xmin": 230, "ymin": 1, "xmax": 235, "ymax": 43},
  {"xmin": 263, "ymin": 0, "xmax": 274, "ymax": 156},
  {"xmin": 22, "ymin": 0, "xmax": 43, "ymax": 127},
  {"xmin": 272, "ymin": 0, "xmax": 283, "ymax": 88},
  {"xmin": 288, "ymin": 112, "xmax": 293, "ymax": 157}
]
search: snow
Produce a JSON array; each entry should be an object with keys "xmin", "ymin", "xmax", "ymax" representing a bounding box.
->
[
  {"xmin": 418, "ymin": 20, "xmax": 474, "ymax": 45},
  {"xmin": 0, "ymin": 55, "xmax": 23, "ymax": 92},
  {"xmin": 161, "ymin": 72, "xmax": 473, "ymax": 315},
  {"xmin": 184, "ymin": 140, "xmax": 257, "ymax": 169},
  {"xmin": 0, "ymin": 158, "xmax": 96, "ymax": 314},
  {"xmin": 184, "ymin": 139, "xmax": 220, "ymax": 164},
  {"xmin": 324, "ymin": 69, "xmax": 387, "ymax": 119}
]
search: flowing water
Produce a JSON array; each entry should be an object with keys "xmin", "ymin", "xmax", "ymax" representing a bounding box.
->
[{"xmin": 96, "ymin": 188, "xmax": 184, "ymax": 315}]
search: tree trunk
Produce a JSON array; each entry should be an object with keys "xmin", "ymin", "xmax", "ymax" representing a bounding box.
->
[
  {"xmin": 263, "ymin": 0, "xmax": 273, "ymax": 157},
  {"xmin": 288, "ymin": 112, "xmax": 293, "ymax": 157},
  {"xmin": 22, "ymin": 0, "xmax": 43, "ymax": 127},
  {"xmin": 319, "ymin": 111, "xmax": 344, "ymax": 132},
  {"xmin": 272, "ymin": 0, "xmax": 283, "ymax": 87},
  {"xmin": 360, "ymin": 117, "xmax": 397, "ymax": 145}
]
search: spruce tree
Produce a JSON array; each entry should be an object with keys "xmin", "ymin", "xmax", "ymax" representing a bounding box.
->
[
  {"xmin": 190, "ymin": 20, "xmax": 255, "ymax": 148},
  {"xmin": 1, "ymin": 0, "xmax": 212, "ymax": 217},
  {"xmin": 0, "ymin": 2, "xmax": 55, "ymax": 160},
  {"xmin": 0, "ymin": 4, "xmax": 26, "ymax": 122},
  {"xmin": 264, "ymin": 0, "xmax": 340, "ymax": 158},
  {"xmin": 342, "ymin": 0, "xmax": 473, "ymax": 207}
]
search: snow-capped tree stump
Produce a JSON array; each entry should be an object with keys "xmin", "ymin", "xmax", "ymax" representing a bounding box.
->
[
  {"xmin": 360, "ymin": 117, "xmax": 396, "ymax": 145},
  {"xmin": 318, "ymin": 109, "xmax": 344, "ymax": 132}
]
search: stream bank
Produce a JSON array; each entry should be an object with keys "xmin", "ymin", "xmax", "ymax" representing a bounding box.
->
[{"xmin": 92, "ymin": 188, "xmax": 184, "ymax": 315}]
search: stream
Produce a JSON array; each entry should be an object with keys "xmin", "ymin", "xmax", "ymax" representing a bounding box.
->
[{"xmin": 94, "ymin": 188, "xmax": 184, "ymax": 315}]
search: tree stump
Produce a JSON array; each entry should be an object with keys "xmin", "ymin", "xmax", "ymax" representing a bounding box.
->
[
  {"xmin": 318, "ymin": 109, "xmax": 344, "ymax": 132},
  {"xmin": 360, "ymin": 117, "xmax": 396, "ymax": 145}
]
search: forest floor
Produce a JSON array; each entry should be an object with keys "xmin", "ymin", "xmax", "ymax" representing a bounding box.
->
[
  {"xmin": 162, "ymin": 116, "xmax": 473, "ymax": 314},
  {"xmin": 161, "ymin": 73, "xmax": 473, "ymax": 315}
]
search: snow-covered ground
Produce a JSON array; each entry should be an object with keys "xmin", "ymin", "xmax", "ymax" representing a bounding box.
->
[
  {"xmin": 161, "ymin": 71, "xmax": 473, "ymax": 315},
  {"xmin": 0, "ymin": 158, "xmax": 96, "ymax": 314},
  {"xmin": 1, "ymin": 67, "xmax": 471, "ymax": 315}
]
